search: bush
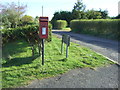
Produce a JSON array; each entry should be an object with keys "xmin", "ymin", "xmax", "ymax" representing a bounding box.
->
[
  {"xmin": 70, "ymin": 19, "xmax": 120, "ymax": 40},
  {"xmin": 47, "ymin": 23, "xmax": 52, "ymax": 42},
  {"xmin": 53, "ymin": 20, "xmax": 67, "ymax": 29},
  {"xmin": 2, "ymin": 23, "xmax": 52, "ymax": 45}
]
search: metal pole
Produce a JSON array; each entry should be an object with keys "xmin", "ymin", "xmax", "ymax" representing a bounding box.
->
[
  {"xmin": 17, "ymin": 0, "xmax": 20, "ymax": 27},
  {"xmin": 42, "ymin": 6, "xmax": 43, "ymax": 16},
  {"xmin": 42, "ymin": 39, "xmax": 44, "ymax": 65}
]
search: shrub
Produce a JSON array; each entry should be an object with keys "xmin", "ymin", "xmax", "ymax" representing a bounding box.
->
[
  {"xmin": 47, "ymin": 23, "xmax": 52, "ymax": 42},
  {"xmin": 70, "ymin": 19, "xmax": 120, "ymax": 40},
  {"xmin": 2, "ymin": 23, "xmax": 52, "ymax": 45},
  {"xmin": 53, "ymin": 20, "xmax": 67, "ymax": 29}
]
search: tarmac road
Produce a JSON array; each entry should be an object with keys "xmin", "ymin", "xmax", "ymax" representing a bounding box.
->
[
  {"xmin": 52, "ymin": 30, "xmax": 119, "ymax": 64},
  {"xmin": 23, "ymin": 64, "xmax": 119, "ymax": 88}
]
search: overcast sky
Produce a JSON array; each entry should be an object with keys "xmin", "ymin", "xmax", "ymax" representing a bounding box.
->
[{"xmin": 0, "ymin": 0, "xmax": 119, "ymax": 20}]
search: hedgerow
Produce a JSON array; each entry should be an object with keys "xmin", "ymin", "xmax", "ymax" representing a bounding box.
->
[
  {"xmin": 1, "ymin": 24, "xmax": 52, "ymax": 56},
  {"xmin": 1, "ymin": 23, "xmax": 52, "ymax": 46},
  {"xmin": 53, "ymin": 20, "xmax": 67, "ymax": 29},
  {"xmin": 70, "ymin": 19, "xmax": 120, "ymax": 40}
]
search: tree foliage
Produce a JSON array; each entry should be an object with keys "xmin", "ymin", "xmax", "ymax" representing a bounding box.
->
[
  {"xmin": 21, "ymin": 15, "xmax": 34, "ymax": 26},
  {"xmin": 114, "ymin": 14, "xmax": 120, "ymax": 19},
  {"xmin": 85, "ymin": 10, "xmax": 102, "ymax": 19},
  {"xmin": 72, "ymin": 0, "xmax": 86, "ymax": 12},
  {"xmin": 0, "ymin": 2, "xmax": 27, "ymax": 28},
  {"xmin": 51, "ymin": 11, "xmax": 72, "ymax": 26},
  {"xmin": 98, "ymin": 9, "xmax": 109, "ymax": 19},
  {"xmin": 51, "ymin": 0, "xmax": 109, "ymax": 25},
  {"xmin": 72, "ymin": 0, "xmax": 86, "ymax": 19},
  {"xmin": 34, "ymin": 16, "xmax": 39, "ymax": 25}
]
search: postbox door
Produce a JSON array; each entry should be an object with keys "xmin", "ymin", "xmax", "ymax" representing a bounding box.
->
[
  {"xmin": 39, "ymin": 17, "xmax": 48, "ymax": 39},
  {"xmin": 42, "ymin": 27, "xmax": 46, "ymax": 35}
]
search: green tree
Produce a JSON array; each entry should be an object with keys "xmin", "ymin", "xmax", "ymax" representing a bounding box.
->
[
  {"xmin": 21, "ymin": 15, "xmax": 34, "ymax": 25},
  {"xmin": 72, "ymin": 0, "xmax": 86, "ymax": 11},
  {"xmin": 34, "ymin": 16, "xmax": 39, "ymax": 25},
  {"xmin": 51, "ymin": 11, "xmax": 72, "ymax": 26},
  {"xmin": 98, "ymin": 9, "xmax": 109, "ymax": 19},
  {"xmin": 0, "ymin": 2, "xmax": 27, "ymax": 28},
  {"xmin": 86, "ymin": 9, "xmax": 102, "ymax": 19},
  {"xmin": 72, "ymin": 0, "xmax": 86, "ymax": 19}
]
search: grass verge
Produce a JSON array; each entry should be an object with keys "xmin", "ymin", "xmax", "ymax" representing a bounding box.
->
[
  {"xmin": 2, "ymin": 35, "xmax": 114, "ymax": 88},
  {"xmin": 63, "ymin": 27, "xmax": 71, "ymax": 31}
]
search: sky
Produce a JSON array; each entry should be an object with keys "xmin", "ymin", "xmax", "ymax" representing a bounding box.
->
[{"xmin": 0, "ymin": 0, "xmax": 119, "ymax": 20}]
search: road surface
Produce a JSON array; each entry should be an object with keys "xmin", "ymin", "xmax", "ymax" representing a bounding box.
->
[{"xmin": 52, "ymin": 30, "xmax": 119, "ymax": 64}]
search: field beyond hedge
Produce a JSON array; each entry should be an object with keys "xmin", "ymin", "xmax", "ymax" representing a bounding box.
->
[
  {"xmin": 70, "ymin": 19, "xmax": 120, "ymax": 40},
  {"xmin": 2, "ymin": 35, "xmax": 114, "ymax": 88}
]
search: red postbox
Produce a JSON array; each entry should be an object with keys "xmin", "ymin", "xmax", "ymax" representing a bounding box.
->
[{"xmin": 39, "ymin": 17, "xmax": 48, "ymax": 39}]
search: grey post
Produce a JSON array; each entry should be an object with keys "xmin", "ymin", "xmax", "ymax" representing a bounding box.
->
[
  {"xmin": 61, "ymin": 34, "xmax": 70, "ymax": 58},
  {"xmin": 61, "ymin": 36, "xmax": 64, "ymax": 54},
  {"xmin": 66, "ymin": 44, "xmax": 68, "ymax": 58}
]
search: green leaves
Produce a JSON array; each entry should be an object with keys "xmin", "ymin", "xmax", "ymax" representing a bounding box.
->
[
  {"xmin": 70, "ymin": 19, "xmax": 120, "ymax": 40},
  {"xmin": 21, "ymin": 15, "xmax": 34, "ymax": 26},
  {"xmin": 0, "ymin": 2, "xmax": 27, "ymax": 28},
  {"xmin": 53, "ymin": 20, "xmax": 67, "ymax": 29},
  {"xmin": 2, "ymin": 24, "xmax": 52, "ymax": 46}
]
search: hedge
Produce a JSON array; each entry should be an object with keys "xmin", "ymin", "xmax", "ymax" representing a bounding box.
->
[
  {"xmin": 1, "ymin": 23, "xmax": 52, "ymax": 46},
  {"xmin": 70, "ymin": 19, "xmax": 120, "ymax": 40},
  {"xmin": 47, "ymin": 23, "xmax": 52, "ymax": 42},
  {"xmin": 53, "ymin": 20, "xmax": 67, "ymax": 29}
]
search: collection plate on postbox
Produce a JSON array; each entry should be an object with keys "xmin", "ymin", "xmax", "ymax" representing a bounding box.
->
[{"xmin": 39, "ymin": 17, "xmax": 48, "ymax": 39}]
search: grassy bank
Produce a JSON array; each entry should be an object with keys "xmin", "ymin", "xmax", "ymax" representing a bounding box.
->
[{"xmin": 2, "ymin": 35, "xmax": 114, "ymax": 88}]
